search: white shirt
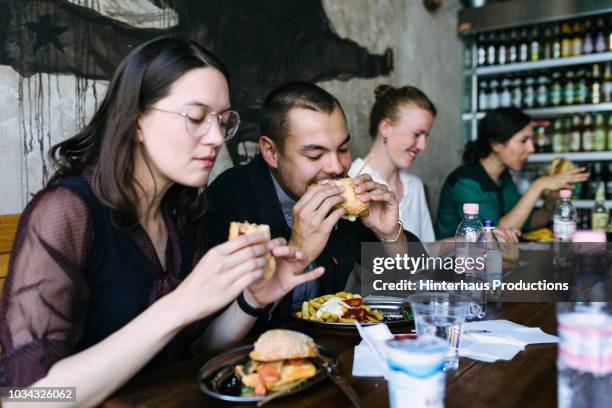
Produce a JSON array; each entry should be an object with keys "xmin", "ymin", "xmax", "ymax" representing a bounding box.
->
[{"xmin": 348, "ymin": 158, "xmax": 436, "ymax": 242}]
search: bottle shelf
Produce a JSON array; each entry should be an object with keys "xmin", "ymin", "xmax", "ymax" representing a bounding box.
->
[
  {"xmin": 527, "ymin": 151, "xmax": 612, "ymax": 163},
  {"xmin": 535, "ymin": 199, "xmax": 612, "ymax": 209},
  {"xmin": 462, "ymin": 102, "xmax": 612, "ymax": 121},
  {"xmin": 465, "ymin": 51, "xmax": 612, "ymax": 76}
]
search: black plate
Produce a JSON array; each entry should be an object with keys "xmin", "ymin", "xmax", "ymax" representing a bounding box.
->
[
  {"xmin": 198, "ymin": 344, "xmax": 337, "ymax": 403},
  {"xmin": 293, "ymin": 299, "xmax": 413, "ymax": 330}
]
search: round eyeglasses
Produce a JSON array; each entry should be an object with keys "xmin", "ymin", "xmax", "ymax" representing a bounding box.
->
[{"xmin": 150, "ymin": 105, "xmax": 240, "ymax": 140}]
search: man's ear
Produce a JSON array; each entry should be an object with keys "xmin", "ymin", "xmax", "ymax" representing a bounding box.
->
[{"xmin": 260, "ymin": 136, "xmax": 280, "ymax": 169}]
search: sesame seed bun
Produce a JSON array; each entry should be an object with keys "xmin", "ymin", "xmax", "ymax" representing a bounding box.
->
[{"xmin": 249, "ymin": 329, "xmax": 317, "ymax": 362}]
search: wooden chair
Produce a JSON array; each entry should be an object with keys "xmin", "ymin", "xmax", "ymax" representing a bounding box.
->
[{"xmin": 0, "ymin": 214, "xmax": 20, "ymax": 297}]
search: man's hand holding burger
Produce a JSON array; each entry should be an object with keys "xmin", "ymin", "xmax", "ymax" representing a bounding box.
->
[
  {"xmin": 290, "ymin": 182, "xmax": 347, "ymax": 262},
  {"xmin": 353, "ymin": 174, "xmax": 404, "ymax": 242}
]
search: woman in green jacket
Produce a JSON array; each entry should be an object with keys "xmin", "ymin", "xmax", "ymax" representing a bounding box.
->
[{"xmin": 435, "ymin": 108, "xmax": 588, "ymax": 239}]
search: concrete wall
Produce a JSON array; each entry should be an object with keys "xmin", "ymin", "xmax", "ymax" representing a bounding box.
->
[
  {"xmin": 0, "ymin": 0, "xmax": 463, "ymax": 218},
  {"xmin": 320, "ymin": 0, "xmax": 463, "ymax": 219}
]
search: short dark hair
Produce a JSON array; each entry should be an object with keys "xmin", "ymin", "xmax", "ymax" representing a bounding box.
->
[
  {"xmin": 48, "ymin": 36, "xmax": 229, "ymax": 230},
  {"xmin": 463, "ymin": 107, "xmax": 532, "ymax": 164},
  {"xmin": 259, "ymin": 81, "xmax": 345, "ymax": 149}
]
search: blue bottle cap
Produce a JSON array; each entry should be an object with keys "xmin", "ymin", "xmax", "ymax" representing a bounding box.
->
[{"xmin": 483, "ymin": 219, "xmax": 495, "ymax": 228}]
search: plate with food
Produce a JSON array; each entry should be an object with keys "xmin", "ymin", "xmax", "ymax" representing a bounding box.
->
[
  {"xmin": 198, "ymin": 329, "xmax": 337, "ymax": 404},
  {"xmin": 293, "ymin": 292, "xmax": 413, "ymax": 329}
]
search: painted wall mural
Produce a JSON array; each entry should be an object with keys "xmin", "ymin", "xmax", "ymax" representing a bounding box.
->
[{"xmin": 0, "ymin": 0, "xmax": 392, "ymax": 187}]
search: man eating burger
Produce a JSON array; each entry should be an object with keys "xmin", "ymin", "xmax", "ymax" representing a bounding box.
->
[{"xmin": 203, "ymin": 81, "xmax": 423, "ymax": 331}]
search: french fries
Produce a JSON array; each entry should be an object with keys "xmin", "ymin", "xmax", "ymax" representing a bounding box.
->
[{"xmin": 295, "ymin": 292, "xmax": 383, "ymax": 324}]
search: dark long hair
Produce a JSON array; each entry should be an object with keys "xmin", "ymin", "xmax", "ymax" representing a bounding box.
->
[
  {"xmin": 48, "ymin": 37, "xmax": 229, "ymax": 230},
  {"xmin": 463, "ymin": 107, "xmax": 531, "ymax": 164}
]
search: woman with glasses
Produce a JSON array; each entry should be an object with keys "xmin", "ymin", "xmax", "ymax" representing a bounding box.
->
[{"xmin": 0, "ymin": 37, "xmax": 320, "ymax": 406}]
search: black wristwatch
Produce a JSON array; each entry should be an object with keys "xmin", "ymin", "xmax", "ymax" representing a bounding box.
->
[{"xmin": 237, "ymin": 292, "xmax": 273, "ymax": 317}]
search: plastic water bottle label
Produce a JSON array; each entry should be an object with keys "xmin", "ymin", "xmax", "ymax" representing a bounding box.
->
[
  {"xmin": 554, "ymin": 220, "xmax": 576, "ymax": 240},
  {"xmin": 558, "ymin": 312, "xmax": 612, "ymax": 375},
  {"xmin": 388, "ymin": 370, "xmax": 444, "ymax": 408}
]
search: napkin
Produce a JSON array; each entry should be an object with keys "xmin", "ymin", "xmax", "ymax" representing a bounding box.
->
[
  {"xmin": 352, "ymin": 323, "xmax": 393, "ymax": 377},
  {"xmin": 459, "ymin": 319, "xmax": 558, "ymax": 362}
]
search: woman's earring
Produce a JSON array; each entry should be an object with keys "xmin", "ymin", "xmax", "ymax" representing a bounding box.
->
[{"xmin": 383, "ymin": 137, "xmax": 388, "ymax": 145}]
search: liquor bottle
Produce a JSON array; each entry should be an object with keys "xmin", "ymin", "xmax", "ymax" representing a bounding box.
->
[
  {"xmin": 591, "ymin": 63, "xmax": 602, "ymax": 104},
  {"xmin": 508, "ymin": 29, "xmax": 519, "ymax": 63},
  {"xmin": 563, "ymin": 117, "xmax": 573, "ymax": 152},
  {"xmin": 574, "ymin": 69, "xmax": 588, "ymax": 105},
  {"xmin": 529, "ymin": 26, "xmax": 540, "ymax": 61},
  {"xmin": 550, "ymin": 72, "xmax": 563, "ymax": 106},
  {"xmin": 594, "ymin": 17, "xmax": 607, "ymax": 53},
  {"xmin": 603, "ymin": 63, "xmax": 612, "ymax": 103},
  {"xmin": 478, "ymin": 81, "xmax": 489, "ymax": 111},
  {"xmin": 573, "ymin": 162, "xmax": 584, "ymax": 200},
  {"xmin": 608, "ymin": 14, "xmax": 612, "ymax": 51},
  {"xmin": 552, "ymin": 118, "xmax": 564, "ymax": 153},
  {"xmin": 542, "ymin": 24, "xmax": 553, "ymax": 60},
  {"xmin": 523, "ymin": 77, "xmax": 535, "ymax": 108},
  {"xmin": 500, "ymin": 78, "xmax": 512, "ymax": 107},
  {"xmin": 486, "ymin": 31, "xmax": 497, "ymax": 65},
  {"xmin": 606, "ymin": 162, "xmax": 612, "ymax": 200},
  {"xmin": 536, "ymin": 75, "xmax": 549, "ymax": 107},
  {"xmin": 561, "ymin": 22, "xmax": 573, "ymax": 57},
  {"xmin": 518, "ymin": 27, "xmax": 529, "ymax": 62},
  {"xmin": 489, "ymin": 79, "xmax": 500, "ymax": 109},
  {"xmin": 571, "ymin": 20, "xmax": 583, "ymax": 56},
  {"xmin": 477, "ymin": 33, "xmax": 487, "ymax": 66},
  {"xmin": 512, "ymin": 77, "xmax": 523, "ymax": 107},
  {"xmin": 591, "ymin": 182, "xmax": 608, "ymax": 232},
  {"xmin": 593, "ymin": 113, "xmax": 606, "ymax": 152},
  {"xmin": 570, "ymin": 114, "xmax": 583, "ymax": 152},
  {"xmin": 464, "ymin": 43, "xmax": 472, "ymax": 68},
  {"xmin": 582, "ymin": 114, "xmax": 594, "ymax": 152},
  {"xmin": 564, "ymin": 70, "xmax": 576, "ymax": 105},
  {"xmin": 497, "ymin": 31, "xmax": 508, "ymax": 65},
  {"xmin": 543, "ymin": 121, "xmax": 552, "ymax": 153},
  {"xmin": 606, "ymin": 114, "xmax": 612, "ymax": 151},
  {"xmin": 534, "ymin": 123, "xmax": 546, "ymax": 153},
  {"xmin": 587, "ymin": 162, "xmax": 603, "ymax": 200},
  {"xmin": 552, "ymin": 24, "xmax": 562, "ymax": 59},
  {"xmin": 582, "ymin": 19, "xmax": 594, "ymax": 54}
]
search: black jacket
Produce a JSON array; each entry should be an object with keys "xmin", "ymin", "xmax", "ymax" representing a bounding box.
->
[{"xmin": 203, "ymin": 154, "xmax": 422, "ymax": 329}]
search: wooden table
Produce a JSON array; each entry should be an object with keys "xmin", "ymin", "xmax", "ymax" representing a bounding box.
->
[{"xmin": 104, "ymin": 302, "xmax": 558, "ymax": 408}]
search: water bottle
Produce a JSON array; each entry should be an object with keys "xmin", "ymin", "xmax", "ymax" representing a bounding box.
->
[
  {"xmin": 557, "ymin": 230, "xmax": 611, "ymax": 408},
  {"xmin": 455, "ymin": 203, "xmax": 485, "ymax": 320},
  {"xmin": 481, "ymin": 220, "xmax": 502, "ymax": 301},
  {"xmin": 553, "ymin": 189, "xmax": 577, "ymax": 270}
]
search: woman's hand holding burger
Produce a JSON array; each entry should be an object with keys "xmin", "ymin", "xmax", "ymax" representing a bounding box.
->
[{"xmin": 245, "ymin": 237, "xmax": 325, "ymax": 307}]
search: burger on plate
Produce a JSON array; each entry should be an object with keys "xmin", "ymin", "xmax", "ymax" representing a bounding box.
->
[
  {"xmin": 317, "ymin": 178, "xmax": 369, "ymax": 221},
  {"xmin": 228, "ymin": 221, "xmax": 276, "ymax": 279},
  {"xmin": 235, "ymin": 329, "xmax": 318, "ymax": 397}
]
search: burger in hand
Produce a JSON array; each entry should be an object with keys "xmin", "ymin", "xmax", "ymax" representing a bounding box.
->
[
  {"xmin": 317, "ymin": 178, "xmax": 369, "ymax": 222},
  {"xmin": 228, "ymin": 221, "xmax": 276, "ymax": 279},
  {"xmin": 235, "ymin": 329, "xmax": 318, "ymax": 397},
  {"xmin": 548, "ymin": 157, "xmax": 574, "ymax": 176}
]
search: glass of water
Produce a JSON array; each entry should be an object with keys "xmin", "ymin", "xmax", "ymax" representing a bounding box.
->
[{"xmin": 407, "ymin": 292, "xmax": 470, "ymax": 371}]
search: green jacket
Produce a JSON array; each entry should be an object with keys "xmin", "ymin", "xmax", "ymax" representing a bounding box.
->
[{"xmin": 434, "ymin": 163, "xmax": 532, "ymax": 239}]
